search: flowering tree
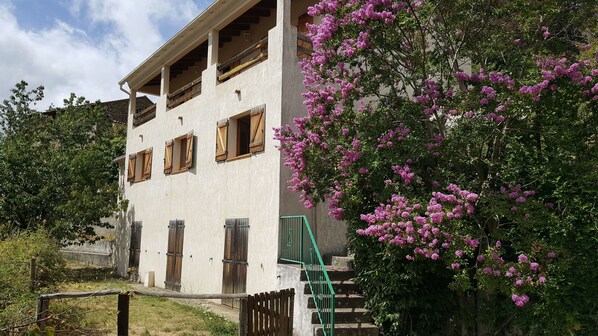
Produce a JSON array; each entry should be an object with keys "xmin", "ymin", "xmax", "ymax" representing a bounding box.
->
[{"xmin": 276, "ymin": 0, "xmax": 597, "ymax": 334}]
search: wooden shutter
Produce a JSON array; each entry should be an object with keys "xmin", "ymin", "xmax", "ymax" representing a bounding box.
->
[
  {"xmin": 164, "ymin": 140, "xmax": 173, "ymax": 174},
  {"xmin": 174, "ymin": 220, "xmax": 185, "ymax": 291},
  {"xmin": 249, "ymin": 104, "xmax": 265, "ymax": 153},
  {"xmin": 127, "ymin": 154, "xmax": 136, "ymax": 182},
  {"xmin": 185, "ymin": 131, "xmax": 194, "ymax": 169},
  {"xmin": 235, "ymin": 219, "xmax": 249, "ymax": 297},
  {"xmin": 165, "ymin": 220, "xmax": 177, "ymax": 291},
  {"xmin": 165, "ymin": 220, "xmax": 184, "ymax": 292},
  {"xmin": 128, "ymin": 221, "xmax": 142, "ymax": 270},
  {"xmin": 222, "ymin": 218, "xmax": 249, "ymax": 308},
  {"xmin": 216, "ymin": 119, "xmax": 229, "ymax": 162},
  {"xmin": 142, "ymin": 148, "xmax": 153, "ymax": 180},
  {"xmin": 222, "ymin": 220, "xmax": 235, "ymax": 307}
]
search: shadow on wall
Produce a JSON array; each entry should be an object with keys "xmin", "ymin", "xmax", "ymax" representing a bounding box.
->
[{"xmin": 114, "ymin": 205, "xmax": 135, "ymax": 276}]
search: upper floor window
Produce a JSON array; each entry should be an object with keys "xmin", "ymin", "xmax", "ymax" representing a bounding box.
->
[
  {"xmin": 164, "ymin": 131, "xmax": 195, "ymax": 174},
  {"xmin": 127, "ymin": 148, "xmax": 153, "ymax": 183},
  {"xmin": 216, "ymin": 104, "xmax": 265, "ymax": 162}
]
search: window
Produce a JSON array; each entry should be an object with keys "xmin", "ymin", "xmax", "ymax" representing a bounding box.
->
[
  {"xmin": 127, "ymin": 148, "xmax": 153, "ymax": 182},
  {"xmin": 215, "ymin": 104, "xmax": 265, "ymax": 162},
  {"xmin": 164, "ymin": 131, "xmax": 194, "ymax": 174},
  {"xmin": 236, "ymin": 114, "xmax": 251, "ymax": 156}
]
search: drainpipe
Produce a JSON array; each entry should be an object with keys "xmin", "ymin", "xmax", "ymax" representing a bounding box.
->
[{"xmin": 119, "ymin": 83, "xmax": 131, "ymax": 96}]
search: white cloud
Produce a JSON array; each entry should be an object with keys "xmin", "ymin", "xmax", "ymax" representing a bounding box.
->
[{"xmin": 0, "ymin": 0, "xmax": 206, "ymax": 110}]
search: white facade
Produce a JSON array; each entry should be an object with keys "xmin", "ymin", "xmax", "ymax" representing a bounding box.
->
[{"xmin": 117, "ymin": 0, "xmax": 347, "ymax": 297}]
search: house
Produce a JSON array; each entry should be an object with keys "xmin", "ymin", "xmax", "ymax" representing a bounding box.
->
[{"xmin": 117, "ymin": 0, "xmax": 350, "ymax": 298}]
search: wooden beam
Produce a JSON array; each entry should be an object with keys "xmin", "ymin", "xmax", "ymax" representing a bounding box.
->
[
  {"xmin": 255, "ymin": 0, "xmax": 277, "ymax": 8},
  {"xmin": 220, "ymin": 30, "xmax": 242, "ymax": 37},
  {"xmin": 224, "ymin": 23, "xmax": 251, "ymax": 31},
  {"xmin": 244, "ymin": 8, "xmax": 271, "ymax": 17},
  {"xmin": 235, "ymin": 17, "xmax": 260, "ymax": 24}
]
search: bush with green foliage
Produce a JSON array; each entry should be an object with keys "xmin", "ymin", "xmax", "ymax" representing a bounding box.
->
[{"xmin": 0, "ymin": 230, "xmax": 65, "ymax": 330}]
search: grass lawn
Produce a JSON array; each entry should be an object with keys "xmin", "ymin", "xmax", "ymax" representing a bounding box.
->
[{"xmin": 47, "ymin": 267, "xmax": 237, "ymax": 336}]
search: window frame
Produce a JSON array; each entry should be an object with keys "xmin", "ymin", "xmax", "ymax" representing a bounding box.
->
[
  {"xmin": 215, "ymin": 104, "xmax": 265, "ymax": 162},
  {"xmin": 128, "ymin": 147, "xmax": 153, "ymax": 183},
  {"xmin": 164, "ymin": 131, "xmax": 194, "ymax": 175}
]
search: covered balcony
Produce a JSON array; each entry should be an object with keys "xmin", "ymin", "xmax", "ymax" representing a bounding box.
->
[
  {"xmin": 216, "ymin": 0, "xmax": 277, "ymax": 83},
  {"xmin": 166, "ymin": 41, "xmax": 208, "ymax": 109}
]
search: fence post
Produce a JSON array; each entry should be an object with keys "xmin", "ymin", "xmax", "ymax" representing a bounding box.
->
[
  {"xmin": 239, "ymin": 297, "xmax": 248, "ymax": 336},
  {"xmin": 30, "ymin": 257, "xmax": 37, "ymax": 292},
  {"xmin": 117, "ymin": 293, "xmax": 130, "ymax": 336},
  {"xmin": 36, "ymin": 297, "xmax": 49, "ymax": 330}
]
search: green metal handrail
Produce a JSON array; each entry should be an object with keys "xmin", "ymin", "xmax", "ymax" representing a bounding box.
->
[{"xmin": 279, "ymin": 216, "xmax": 335, "ymax": 336}]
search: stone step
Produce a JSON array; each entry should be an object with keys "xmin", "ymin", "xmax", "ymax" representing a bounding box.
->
[
  {"xmin": 307, "ymin": 294, "xmax": 367, "ymax": 309},
  {"xmin": 331, "ymin": 255, "xmax": 354, "ymax": 269},
  {"xmin": 300, "ymin": 267, "xmax": 356, "ymax": 282},
  {"xmin": 314, "ymin": 323, "xmax": 379, "ymax": 336},
  {"xmin": 304, "ymin": 280, "xmax": 360, "ymax": 295},
  {"xmin": 311, "ymin": 308, "xmax": 371, "ymax": 324}
]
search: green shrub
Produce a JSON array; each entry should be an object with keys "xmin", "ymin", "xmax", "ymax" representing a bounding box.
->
[{"xmin": 0, "ymin": 230, "xmax": 66, "ymax": 330}]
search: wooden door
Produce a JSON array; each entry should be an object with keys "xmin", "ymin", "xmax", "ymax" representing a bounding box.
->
[
  {"xmin": 165, "ymin": 220, "xmax": 185, "ymax": 291},
  {"xmin": 128, "ymin": 221, "xmax": 142, "ymax": 271},
  {"xmin": 222, "ymin": 218, "xmax": 249, "ymax": 308}
]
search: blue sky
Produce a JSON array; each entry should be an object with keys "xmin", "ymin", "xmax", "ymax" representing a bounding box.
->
[{"xmin": 0, "ymin": 0, "xmax": 211, "ymax": 109}]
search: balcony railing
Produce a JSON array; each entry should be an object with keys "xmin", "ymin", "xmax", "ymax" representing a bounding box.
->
[
  {"xmin": 167, "ymin": 76, "xmax": 202, "ymax": 109},
  {"xmin": 279, "ymin": 216, "xmax": 335, "ymax": 336},
  {"xmin": 218, "ymin": 36, "xmax": 268, "ymax": 82},
  {"xmin": 133, "ymin": 103, "xmax": 156, "ymax": 127},
  {"xmin": 297, "ymin": 34, "xmax": 313, "ymax": 59}
]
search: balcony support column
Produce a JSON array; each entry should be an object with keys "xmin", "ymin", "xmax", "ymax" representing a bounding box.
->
[
  {"xmin": 127, "ymin": 89, "xmax": 137, "ymax": 125},
  {"xmin": 276, "ymin": 0, "xmax": 291, "ymax": 29},
  {"xmin": 160, "ymin": 66, "xmax": 170, "ymax": 98},
  {"xmin": 208, "ymin": 29, "xmax": 219, "ymax": 66},
  {"xmin": 202, "ymin": 29, "xmax": 220, "ymax": 93},
  {"xmin": 158, "ymin": 66, "xmax": 170, "ymax": 111}
]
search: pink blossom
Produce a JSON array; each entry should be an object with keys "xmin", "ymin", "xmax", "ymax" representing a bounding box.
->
[{"xmin": 518, "ymin": 254, "xmax": 529, "ymax": 263}]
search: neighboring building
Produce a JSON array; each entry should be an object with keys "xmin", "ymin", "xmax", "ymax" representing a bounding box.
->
[
  {"xmin": 43, "ymin": 96, "xmax": 154, "ymax": 125},
  {"xmin": 117, "ymin": 0, "xmax": 348, "ymax": 299}
]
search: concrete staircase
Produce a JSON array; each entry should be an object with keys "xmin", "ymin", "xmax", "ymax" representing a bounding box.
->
[{"xmin": 301, "ymin": 263, "xmax": 379, "ymax": 336}]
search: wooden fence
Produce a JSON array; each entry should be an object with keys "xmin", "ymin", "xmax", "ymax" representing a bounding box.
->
[
  {"xmin": 36, "ymin": 288, "xmax": 294, "ymax": 336},
  {"xmin": 247, "ymin": 289, "xmax": 294, "ymax": 336}
]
